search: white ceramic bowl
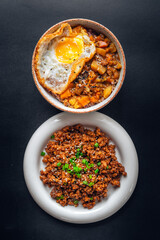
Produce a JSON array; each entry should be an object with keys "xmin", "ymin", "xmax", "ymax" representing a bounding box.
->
[
  {"xmin": 32, "ymin": 18, "xmax": 126, "ymax": 113},
  {"xmin": 23, "ymin": 112, "xmax": 138, "ymax": 223}
]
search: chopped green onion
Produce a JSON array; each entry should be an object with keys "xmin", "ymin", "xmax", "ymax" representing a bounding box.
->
[
  {"xmin": 76, "ymin": 173, "xmax": 81, "ymax": 178},
  {"xmin": 89, "ymin": 175, "xmax": 92, "ymax": 179},
  {"xmin": 74, "ymin": 200, "xmax": 78, "ymax": 204},
  {"xmin": 84, "ymin": 168, "xmax": 87, "ymax": 172},
  {"xmin": 106, "ymin": 165, "xmax": 109, "ymax": 169},
  {"xmin": 70, "ymin": 157, "xmax": 76, "ymax": 163},
  {"xmin": 82, "ymin": 159, "xmax": 87, "ymax": 164},
  {"xmin": 41, "ymin": 151, "xmax": 45, "ymax": 156},
  {"xmin": 89, "ymin": 182, "xmax": 94, "ymax": 187},
  {"xmin": 90, "ymin": 197, "xmax": 93, "ymax": 200},
  {"xmin": 95, "ymin": 169, "xmax": 99, "ymax": 174},
  {"xmin": 83, "ymin": 181, "xmax": 88, "ymax": 185},
  {"xmin": 56, "ymin": 195, "xmax": 64, "ymax": 200},
  {"xmin": 60, "ymin": 195, "xmax": 64, "ymax": 199},
  {"xmin": 51, "ymin": 135, "xmax": 55, "ymax": 139},
  {"xmin": 64, "ymin": 163, "xmax": 69, "ymax": 169},
  {"xmin": 73, "ymin": 166, "xmax": 82, "ymax": 173},
  {"xmin": 97, "ymin": 162, "xmax": 101, "ymax": 166},
  {"xmin": 57, "ymin": 162, "xmax": 62, "ymax": 167},
  {"xmin": 90, "ymin": 164, "xmax": 94, "ymax": 168},
  {"xmin": 94, "ymin": 142, "xmax": 99, "ymax": 148},
  {"xmin": 73, "ymin": 166, "xmax": 79, "ymax": 172},
  {"xmin": 76, "ymin": 150, "xmax": 83, "ymax": 158},
  {"xmin": 75, "ymin": 152, "xmax": 80, "ymax": 158},
  {"xmin": 86, "ymin": 156, "xmax": 90, "ymax": 159},
  {"xmin": 77, "ymin": 148, "xmax": 80, "ymax": 152},
  {"xmin": 62, "ymin": 164, "xmax": 69, "ymax": 170},
  {"xmin": 62, "ymin": 166, "xmax": 65, "ymax": 170}
]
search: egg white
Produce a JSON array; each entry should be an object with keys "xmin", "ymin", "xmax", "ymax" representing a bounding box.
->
[{"xmin": 35, "ymin": 23, "xmax": 96, "ymax": 94}]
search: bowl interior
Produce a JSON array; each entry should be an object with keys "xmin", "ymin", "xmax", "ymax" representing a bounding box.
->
[{"xmin": 32, "ymin": 19, "xmax": 126, "ymax": 113}]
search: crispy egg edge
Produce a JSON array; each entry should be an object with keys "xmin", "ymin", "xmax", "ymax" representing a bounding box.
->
[{"xmin": 34, "ymin": 23, "xmax": 96, "ymax": 95}]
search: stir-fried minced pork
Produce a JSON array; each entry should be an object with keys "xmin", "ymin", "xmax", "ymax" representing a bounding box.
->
[{"xmin": 40, "ymin": 124, "xmax": 127, "ymax": 209}]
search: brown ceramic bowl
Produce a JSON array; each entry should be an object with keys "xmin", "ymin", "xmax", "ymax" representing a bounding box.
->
[{"xmin": 32, "ymin": 18, "xmax": 126, "ymax": 113}]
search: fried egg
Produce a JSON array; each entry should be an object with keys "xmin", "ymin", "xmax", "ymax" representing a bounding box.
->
[{"xmin": 34, "ymin": 23, "xmax": 96, "ymax": 94}]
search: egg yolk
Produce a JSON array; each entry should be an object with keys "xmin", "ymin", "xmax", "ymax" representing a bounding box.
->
[{"xmin": 55, "ymin": 37, "xmax": 84, "ymax": 64}]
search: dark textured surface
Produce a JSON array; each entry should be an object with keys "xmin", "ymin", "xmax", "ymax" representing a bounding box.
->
[{"xmin": 1, "ymin": 0, "xmax": 160, "ymax": 239}]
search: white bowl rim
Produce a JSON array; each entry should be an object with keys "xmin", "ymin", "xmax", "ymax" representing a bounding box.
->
[{"xmin": 23, "ymin": 112, "xmax": 138, "ymax": 224}]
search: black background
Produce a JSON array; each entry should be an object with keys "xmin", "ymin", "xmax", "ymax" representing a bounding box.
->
[{"xmin": 1, "ymin": 0, "xmax": 160, "ymax": 239}]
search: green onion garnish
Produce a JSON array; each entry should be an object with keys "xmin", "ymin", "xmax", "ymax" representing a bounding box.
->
[
  {"xmin": 89, "ymin": 182, "xmax": 94, "ymax": 187},
  {"xmin": 83, "ymin": 181, "xmax": 88, "ymax": 185},
  {"xmin": 41, "ymin": 151, "xmax": 45, "ymax": 156},
  {"xmin": 94, "ymin": 142, "xmax": 99, "ymax": 148},
  {"xmin": 73, "ymin": 166, "xmax": 79, "ymax": 172},
  {"xmin": 56, "ymin": 195, "xmax": 64, "ymax": 200},
  {"xmin": 82, "ymin": 159, "xmax": 87, "ymax": 164},
  {"xmin": 57, "ymin": 162, "xmax": 62, "ymax": 167},
  {"xmin": 62, "ymin": 165, "xmax": 65, "ymax": 170},
  {"xmin": 64, "ymin": 163, "xmax": 69, "ymax": 169},
  {"xmin": 62, "ymin": 164, "xmax": 69, "ymax": 170},
  {"xmin": 75, "ymin": 152, "xmax": 80, "ymax": 158},
  {"xmin": 76, "ymin": 173, "xmax": 81, "ymax": 178}
]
